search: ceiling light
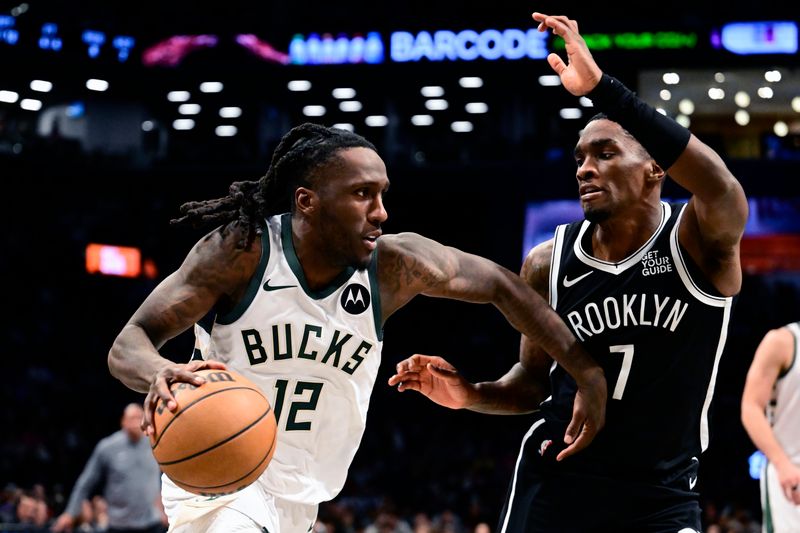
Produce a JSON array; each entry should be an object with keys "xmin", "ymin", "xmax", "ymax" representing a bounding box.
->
[
  {"xmin": 332, "ymin": 88, "xmax": 356, "ymax": 99},
  {"xmin": 662, "ymin": 72, "xmax": 680, "ymax": 85},
  {"xmin": 339, "ymin": 101, "xmax": 362, "ymax": 112},
  {"xmin": 451, "ymin": 121, "xmax": 473, "ymax": 132},
  {"xmin": 215, "ymin": 125, "xmax": 237, "ymax": 137},
  {"xmin": 459, "ymin": 77, "xmax": 483, "ymax": 88},
  {"xmin": 20, "ymin": 98, "xmax": 42, "ymax": 111},
  {"xmin": 425, "ymin": 99, "xmax": 448, "ymax": 111},
  {"xmin": 173, "ymin": 119, "xmax": 195, "ymax": 130},
  {"xmin": 178, "ymin": 103, "xmax": 201, "ymax": 115},
  {"xmin": 200, "ymin": 82, "xmax": 223, "ymax": 93},
  {"xmin": 773, "ymin": 121, "xmax": 788, "ymax": 137},
  {"xmin": 167, "ymin": 91, "xmax": 190, "ymax": 102},
  {"xmin": 411, "ymin": 114, "xmax": 433, "ymax": 126},
  {"xmin": 421, "ymin": 86, "xmax": 445, "ymax": 98},
  {"xmin": 302, "ymin": 105, "xmax": 326, "ymax": 117},
  {"xmin": 219, "ymin": 107, "xmax": 242, "ymax": 118},
  {"xmin": 465, "ymin": 102, "xmax": 488, "ymax": 114},
  {"xmin": 86, "ymin": 79, "xmax": 109, "ymax": 91},
  {"xmin": 538, "ymin": 75, "xmax": 561, "ymax": 87},
  {"xmin": 288, "ymin": 80, "xmax": 312, "ymax": 92},
  {"xmin": 30, "ymin": 80, "xmax": 53, "ymax": 92},
  {"xmin": 365, "ymin": 115, "xmax": 388, "ymax": 127}
]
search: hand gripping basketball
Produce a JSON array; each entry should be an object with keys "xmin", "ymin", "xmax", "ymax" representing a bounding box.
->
[
  {"xmin": 142, "ymin": 359, "xmax": 228, "ymax": 437},
  {"xmin": 149, "ymin": 368, "xmax": 277, "ymax": 496}
]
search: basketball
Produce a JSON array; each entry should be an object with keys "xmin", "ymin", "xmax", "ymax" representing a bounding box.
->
[{"xmin": 149, "ymin": 369, "xmax": 277, "ymax": 496}]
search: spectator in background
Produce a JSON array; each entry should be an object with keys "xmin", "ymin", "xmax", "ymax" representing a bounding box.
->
[
  {"xmin": 51, "ymin": 404, "xmax": 166, "ymax": 533},
  {"xmin": 15, "ymin": 490, "xmax": 49, "ymax": 527},
  {"xmin": 741, "ymin": 322, "xmax": 800, "ymax": 532}
]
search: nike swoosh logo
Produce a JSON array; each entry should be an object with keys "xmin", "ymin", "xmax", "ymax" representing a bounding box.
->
[
  {"xmin": 563, "ymin": 271, "xmax": 593, "ymax": 287},
  {"xmin": 263, "ymin": 279, "xmax": 297, "ymax": 292},
  {"xmin": 689, "ymin": 476, "xmax": 697, "ymax": 490}
]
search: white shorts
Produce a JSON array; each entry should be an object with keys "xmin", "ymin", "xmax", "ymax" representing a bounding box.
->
[
  {"xmin": 761, "ymin": 461, "xmax": 800, "ymax": 533},
  {"xmin": 165, "ymin": 478, "xmax": 318, "ymax": 533}
]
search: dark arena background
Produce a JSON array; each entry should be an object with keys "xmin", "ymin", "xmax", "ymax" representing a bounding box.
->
[{"xmin": 2, "ymin": 1, "xmax": 800, "ymax": 531}]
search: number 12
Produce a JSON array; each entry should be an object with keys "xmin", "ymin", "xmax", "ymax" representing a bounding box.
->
[{"xmin": 273, "ymin": 379, "xmax": 323, "ymax": 430}]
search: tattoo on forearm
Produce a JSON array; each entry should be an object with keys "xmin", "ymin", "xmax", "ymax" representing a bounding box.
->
[{"xmin": 384, "ymin": 252, "xmax": 444, "ymax": 292}]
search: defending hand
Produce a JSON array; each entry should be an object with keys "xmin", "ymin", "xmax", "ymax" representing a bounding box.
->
[
  {"xmin": 532, "ymin": 12, "xmax": 603, "ymax": 96},
  {"xmin": 388, "ymin": 354, "xmax": 478, "ymax": 410}
]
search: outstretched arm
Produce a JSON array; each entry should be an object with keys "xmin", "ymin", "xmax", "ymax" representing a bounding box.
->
[
  {"xmin": 741, "ymin": 327, "xmax": 800, "ymax": 504},
  {"xmin": 381, "ymin": 234, "xmax": 604, "ymax": 458},
  {"xmin": 533, "ymin": 11, "xmax": 747, "ymax": 296},
  {"xmin": 108, "ymin": 223, "xmax": 259, "ymax": 433}
]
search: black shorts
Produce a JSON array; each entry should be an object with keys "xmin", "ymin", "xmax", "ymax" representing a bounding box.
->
[{"xmin": 497, "ymin": 416, "xmax": 702, "ymax": 533}]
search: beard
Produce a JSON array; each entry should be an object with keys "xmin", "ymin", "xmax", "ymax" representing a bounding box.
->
[
  {"xmin": 583, "ymin": 205, "xmax": 612, "ymax": 223},
  {"xmin": 317, "ymin": 215, "xmax": 374, "ymax": 271}
]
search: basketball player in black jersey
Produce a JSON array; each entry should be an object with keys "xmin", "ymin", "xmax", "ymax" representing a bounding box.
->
[{"xmin": 390, "ymin": 12, "xmax": 748, "ymax": 533}]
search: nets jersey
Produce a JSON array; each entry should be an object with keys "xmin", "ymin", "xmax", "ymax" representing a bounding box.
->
[
  {"xmin": 768, "ymin": 322, "xmax": 800, "ymax": 462},
  {"xmin": 541, "ymin": 202, "xmax": 736, "ymax": 482},
  {"xmin": 169, "ymin": 213, "xmax": 383, "ymax": 506}
]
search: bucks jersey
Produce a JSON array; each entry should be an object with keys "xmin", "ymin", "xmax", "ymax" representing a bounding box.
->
[
  {"xmin": 167, "ymin": 213, "xmax": 383, "ymax": 508},
  {"xmin": 768, "ymin": 322, "xmax": 800, "ymax": 462},
  {"xmin": 540, "ymin": 202, "xmax": 735, "ymax": 482}
]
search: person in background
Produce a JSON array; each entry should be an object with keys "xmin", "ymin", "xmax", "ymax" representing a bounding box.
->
[
  {"xmin": 51, "ymin": 404, "xmax": 167, "ymax": 533},
  {"xmin": 742, "ymin": 322, "xmax": 800, "ymax": 532}
]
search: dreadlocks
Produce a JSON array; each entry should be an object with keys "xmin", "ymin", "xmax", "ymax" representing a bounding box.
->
[{"xmin": 171, "ymin": 123, "xmax": 377, "ymax": 249}]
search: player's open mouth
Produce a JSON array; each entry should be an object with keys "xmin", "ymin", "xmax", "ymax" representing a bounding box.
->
[{"xmin": 363, "ymin": 232, "xmax": 380, "ymax": 250}]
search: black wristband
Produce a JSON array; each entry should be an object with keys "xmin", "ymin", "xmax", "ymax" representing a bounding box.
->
[{"xmin": 587, "ymin": 74, "xmax": 691, "ymax": 169}]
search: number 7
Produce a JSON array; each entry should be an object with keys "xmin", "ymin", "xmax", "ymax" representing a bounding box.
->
[{"xmin": 609, "ymin": 344, "xmax": 634, "ymax": 400}]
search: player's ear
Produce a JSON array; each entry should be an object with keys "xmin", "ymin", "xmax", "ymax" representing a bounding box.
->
[
  {"xmin": 295, "ymin": 186, "xmax": 318, "ymax": 215},
  {"xmin": 647, "ymin": 161, "xmax": 665, "ymax": 186}
]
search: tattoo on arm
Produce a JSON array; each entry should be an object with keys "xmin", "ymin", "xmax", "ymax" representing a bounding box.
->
[{"xmin": 521, "ymin": 240, "xmax": 553, "ymax": 299}]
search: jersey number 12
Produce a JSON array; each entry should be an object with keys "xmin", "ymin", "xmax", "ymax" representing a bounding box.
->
[{"xmin": 273, "ymin": 379, "xmax": 323, "ymax": 430}]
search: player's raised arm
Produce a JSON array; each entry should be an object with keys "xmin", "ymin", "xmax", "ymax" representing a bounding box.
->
[
  {"xmin": 107, "ymin": 224, "xmax": 258, "ymax": 432},
  {"xmin": 379, "ymin": 233, "xmax": 605, "ymax": 456},
  {"xmin": 533, "ymin": 11, "xmax": 747, "ymax": 296}
]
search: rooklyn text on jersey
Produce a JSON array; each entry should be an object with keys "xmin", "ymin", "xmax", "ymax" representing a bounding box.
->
[{"xmin": 566, "ymin": 294, "xmax": 689, "ymax": 341}]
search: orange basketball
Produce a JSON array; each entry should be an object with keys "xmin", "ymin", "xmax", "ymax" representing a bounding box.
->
[{"xmin": 149, "ymin": 369, "xmax": 277, "ymax": 496}]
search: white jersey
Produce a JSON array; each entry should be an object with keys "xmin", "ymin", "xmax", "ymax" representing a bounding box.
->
[
  {"xmin": 768, "ymin": 322, "xmax": 800, "ymax": 462},
  {"xmin": 166, "ymin": 213, "xmax": 384, "ymax": 511}
]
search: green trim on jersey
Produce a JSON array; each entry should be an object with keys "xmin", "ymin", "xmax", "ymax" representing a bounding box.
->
[
  {"xmin": 368, "ymin": 247, "xmax": 383, "ymax": 341},
  {"xmin": 216, "ymin": 227, "xmax": 271, "ymax": 325},
  {"xmin": 764, "ymin": 461, "xmax": 775, "ymax": 533},
  {"xmin": 280, "ymin": 213, "xmax": 356, "ymax": 300},
  {"xmin": 778, "ymin": 323, "xmax": 797, "ymax": 380}
]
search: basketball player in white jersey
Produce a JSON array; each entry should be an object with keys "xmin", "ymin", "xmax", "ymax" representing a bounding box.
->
[
  {"xmin": 390, "ymin": 12, "xmax": 749, "ymax": 532},
  {"xmin": 107, "ymin": 123, "xmax": 606, "ymax": 533},
  {"xmin": 742, "ymin": 323, "xmax": 800, "ymax": 532}
]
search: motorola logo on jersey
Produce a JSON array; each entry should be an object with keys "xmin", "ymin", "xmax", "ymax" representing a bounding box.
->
[{"xmin": 341, "ymin": 283, "xmax": 370, "ymax": 314}]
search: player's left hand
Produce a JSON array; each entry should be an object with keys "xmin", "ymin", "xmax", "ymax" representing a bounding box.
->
[{"xmin": 557, "ymin": 367, "xmax": 606, "ymax": 461}]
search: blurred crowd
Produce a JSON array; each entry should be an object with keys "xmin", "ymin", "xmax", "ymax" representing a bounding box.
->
[{"xmin": 0, "ymin": 481, "xmax": 764, "ymax": 533}]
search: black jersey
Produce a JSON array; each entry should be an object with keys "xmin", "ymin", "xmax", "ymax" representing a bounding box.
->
[{"xmin": 540, "ymin": 202, "xmax": 736, "ymax": 482}]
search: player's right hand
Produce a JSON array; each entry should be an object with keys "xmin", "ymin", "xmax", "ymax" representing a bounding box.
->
[
  {"xmin": 557, "ymin": 367, "xmax": 606, "ymax": 461},
  {"xmin": 531, "ymin": 12, "xmax": 603, "ymax": 96},
  {"xmin": 142, "ymin": 359, "xmax": 227, "ymax": 436},
  {"xmin": 388, "ymin": 354, "xmax": 478, "ymax": 410}
]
